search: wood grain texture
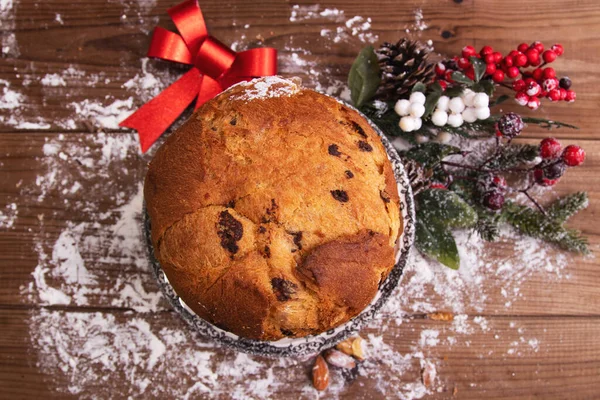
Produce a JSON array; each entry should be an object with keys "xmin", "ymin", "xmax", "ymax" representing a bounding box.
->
[{"xmin": 1, "ymin": 0, "xmax": 599, "ymax": 398}]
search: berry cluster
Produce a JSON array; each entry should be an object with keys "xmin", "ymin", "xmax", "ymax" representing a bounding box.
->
[
  {"xmin": 431, "ymin": 89, "xmax": 490, "ymax": 128},
  {"xmin": 394, "ymin": 92, "xmax": 426, "ymax": 132},
  {"xmin": 434, "ymin": 42, "xmax": 575, "ymax": 110},
  {"xmin": 437, "ymin": 113, "xmax": 586, "ymax": 212},
  {"xmin": 535, "ymin": 138, "xmax": 585, "ymax": 186}
]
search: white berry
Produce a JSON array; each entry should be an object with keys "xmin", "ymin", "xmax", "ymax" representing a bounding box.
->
[
  {"xmin": 462, "ymin": 89, "xmax": 476, "ymax": 107},
  {"xmin": 409, "ymin": 103, "xmax": 425, "ymax": 118},
  {"xmin": 436, "ymin": 131, "xmax": 452, "ymax": 144},
  {"xmin": 448, "ymin": 97, "xmax": 466, "ymax": 114},
  {"xmin": 399, "ymin": 116, "xmax": 416, "ymax": 132},
  {"xmin": 431, "ymin": 109, "xmax": 448, "ymax": 126},
  {"xmin": 475, "ymin": 106, "xmax": 490, "ymax": 120},
  {"xmin": 409, "ymin": 91, "xmax": 426, "ymax": 105},
  {"xmin": 415, "ymin": 134, "xmax": 429, "ymax": 144},
  {"xmin": 447, "ymin": 113, "xmax": 464, "ymax": 128},
  {"xmin": 462, "ymin": 107, "xmax": 477, "ymax": 123},
  {"xmin": 394, "ymin": 99, "xmax": 411, "ymax": 116},
  {"xmin": 473, "ymin": 93, "xmax": 489, "ymax": 108},
  {"xmin": 436, "ymin": 95, "xmax": 450, "ymax": 111},
  {"xmin": 413, "ymin": 117, "xmax": 422, "ymax": 131}
]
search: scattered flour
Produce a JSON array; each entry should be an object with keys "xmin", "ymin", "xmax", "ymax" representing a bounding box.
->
[{"xmin": 0, "ymin": 1, "xmax": 571, "ymax": 398}]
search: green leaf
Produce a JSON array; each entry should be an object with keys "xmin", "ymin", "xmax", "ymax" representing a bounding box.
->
[
  {"xmin": 444, "ymin": 86, "xmax": 464, "ymax": 98},
  {"xmin": 400, "ymin": 142, "xmax": 461, "ymax": 168},
  {"xmin": 417, "ymin": 188, "xmax": 478, "ymax": 229},
  {"xmin": 473, "ymin": 80, "xmax": 494, "ymax": 96},
  {"xmin": 491, "ymin": 94, "xmax": 509, "ymax": 107},
  {"xmin": 451, "ymin": 71, "xmax": 474, "ymax": 86},
  {"xmin": 423, "ymin": 88, "xmax": 442, "ymax": 119},
  {"xmin": 415, "ymin": 218, "xmax": 460, "ymax": 269},
  {"xmin": 348, "ymin": 46, "xmax": 381, "ymax": 108},
  {"xmin": 412, "ymin": 82, "xmax": 427, "ymax": 93},
  {"xmin": 469, "ymin": 56, "xmax": 487, "ymax": 82}
]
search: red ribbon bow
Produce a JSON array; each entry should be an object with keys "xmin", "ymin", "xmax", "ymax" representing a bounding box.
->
[{"xmin": 120, "ymin": 0, "xmax": 278, "ymax": 152}]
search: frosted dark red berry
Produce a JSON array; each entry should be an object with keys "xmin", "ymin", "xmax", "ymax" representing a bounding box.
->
[
  {"xmin": 539, "ymin": 138, "xmax": 562, "ymax": 159},
  {"xmin": 483, "ymin": 191, "xmax": 505, "ymax": 210},
  {"xmin": 497, "ymin": 113, "xmax": 524, "ymax": 138},
  {"xmin": 562, "ymin": 145, "xmax": 585, "ymax": 166},
  {"xmin": 534, "ymin": 168, "xmax": 559, "ymax": 186},
  {"xmin": 543, "ymin": 161, "xmax": 567, "ymax": 180}
]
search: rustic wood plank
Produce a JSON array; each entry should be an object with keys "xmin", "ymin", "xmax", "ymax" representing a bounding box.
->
[
  {"xmin": 0, "ymin": 0, "xmax": 598, "ymax": 137},
  {"xmin": 1, "ymin": 307, "xmax": 599, "ymax": 399}
]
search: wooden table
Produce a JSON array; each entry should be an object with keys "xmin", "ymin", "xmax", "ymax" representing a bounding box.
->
[{"xmin": 1, "ymin": 0, "xmax": 599, "ymax": 398}]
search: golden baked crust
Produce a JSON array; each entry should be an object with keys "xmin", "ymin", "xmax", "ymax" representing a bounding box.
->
[{"xmin": 145, "ymin": 76, "xmax": 402, "ymax": 340}]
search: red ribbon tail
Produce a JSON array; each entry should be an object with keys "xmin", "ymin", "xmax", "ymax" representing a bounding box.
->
[
  {"xmin": 120, "ymin": 69, "xmax": 203, "ymax": 153},
  {"xmin": 195, "ymin": 75, "xmax": 223, "ymax": 110}
]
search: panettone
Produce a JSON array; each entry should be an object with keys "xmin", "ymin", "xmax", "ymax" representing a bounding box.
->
[{"xmin": 145, "ymin": 76, "xmax": 402, "ymax": 340}]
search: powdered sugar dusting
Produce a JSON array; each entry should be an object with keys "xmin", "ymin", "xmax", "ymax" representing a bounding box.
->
[{"xmin": 234, "ymin": 76, "xmax": 301, "ymax": 101}]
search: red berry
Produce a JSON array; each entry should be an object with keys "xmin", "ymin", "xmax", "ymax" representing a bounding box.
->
[
  {"xmin": 526, "ymin": 81, "xmax": 541, "ymax": 97},
  {"xmin": 527, "ymin": 96, "xmax": 541, "ymax": 110},
  {"xmin": 540, "ymin": 90, "xmax": 548, "ymax": 98},
  {"xmin": 435, "ymin": 62, "xmax": 446, "ymax": 76},
  {"xmin": 565, "ymin": 90, "xmax": 576, "ymax": 102},
  {"xmin": 483, "ymin": 191, "xmax": 505, "ymax": 210},
  {"xmin": 547, "ymin": 89, "xmax": 561, "ymax": 102},
  {"xmin": 562, "ymin": 145, "xmax": 585, "ymax": 166},
  {"xmin": 532, "ymin": 41, "xmax": 545, "ymax": 53},
  {"xmin": 534, "ymin": 168, "xmax": 559, "ymax": 186},
  {"xmin": 543, "ymin": 67, "xmax": 556, "ymax": 79},
  {"xmin": 514, "ymin": 52, "xmax": 528, "ymax": 67},
  {"xmin": 542, "ymin": 78, "xmax": 558, "ymax": 91},
  {"xmin": 438, "ymin": 80, "xmax": 448, "ymax": 90},
  {"xmin": 503, "ymin": 56, "xmax": 514, "ymax": 68},
  {"xmin": 445, "ymin": 70, "xmax": 455, "ymax": 83},
  {"xmin": 508, "ymin": 50, "xmax": 519, "ymax": 58},
  {"xmin": 464, "ymin": 66, "xmax": 475, "ymax": 80},
  {"xmin": 513, "ymin": 79, "xmax": 526, "ymax": 91},
  {"xmin": 430, "ymin": 183, "xmax": 447, "ymax": 190},
  {"xmin": 486, "ymin": 62, "xmax": 497, "ymax": 75},
  {"xmin": 458, "ymin": 57, "xmax": 471, "ymax": 69},
  {"xmin": 525, "ymin": 48, "xmax": 540, "ymax": 65},
  {"xmin": 532, "ymin": 68, "xmax": 544, "ymax": 81},
  {"xmin": 480, "ymin": 45, "xmax": 493, "ymax": 56},
  {"xmin": 484, "ymin": 53, "xmax": 496, "ymax": 64},
  {"xmin": 507, "ymin": 66, "xmax": 520, "ymax": 78},
  {"xmin": 515, "ymin": 91, "xmax": 529, "ymax": 106},
  {"xmin": 493, "ymin": 52, "xmax": 503, "ymax": 63},
  {"xmin": 539, "ymin": 137, "xmax": 562, "ymax": 159},
  {"xmin": 462, "ymin": 45, "xmax": 477, "ymax": 58},
  {"xmin": 492, "ymin": 70, "xmax": 505, "ymax": 83},
  {"xmin": 518, "ymin": 43, "xmax": 530, "ymax": 53},
  {"xmin": 542, "ymin": 50, "xmax": 557, "ymax": 63},
  {"xmin": 559, "ymin": 88, "xmax": 567, "ymax": 100},
  {"xmin": 492, "ymin": 175, "xmax": 508, "ymax": 190},
  {"xmin": 551, "ymin": 44, "xmax": 564, "ymax": 56}
]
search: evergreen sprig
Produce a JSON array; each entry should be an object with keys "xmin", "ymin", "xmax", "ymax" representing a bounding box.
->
[{"xmin": 502, "ymin": 200, "xmax": 589, "ymax": 254}]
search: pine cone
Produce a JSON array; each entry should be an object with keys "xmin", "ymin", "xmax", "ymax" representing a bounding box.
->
[
  {"xmin": 403, "ymin": 159, "xmax": 432, "ymax": 195},
  {"xmin": 375, "ymin": 39, "xmax": 436, "ymax": 101}
]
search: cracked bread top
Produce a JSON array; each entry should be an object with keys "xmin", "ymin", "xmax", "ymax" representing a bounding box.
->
[{"xmin": 145, "ymin": 77, "xmax": 402, "ymax": 340}]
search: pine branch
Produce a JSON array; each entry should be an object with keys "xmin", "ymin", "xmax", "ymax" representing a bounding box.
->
[
  {"xmin": 547, "ymin": 192, "xmax": 589, "ymax": 223},
  {"xmin": 474, "ymin": 207, "xmax": 502, "ymax": 241},
  {"xmin": 502, "ymin": 201, "xmax": 589, "ymax": 254},
  {"xmin": 486, "ymin": 144, "xmax": 539, "ymax": 169},
  {"xmin": 521, "ymin": 117, "xmax": 579, "ymax": 130}
]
